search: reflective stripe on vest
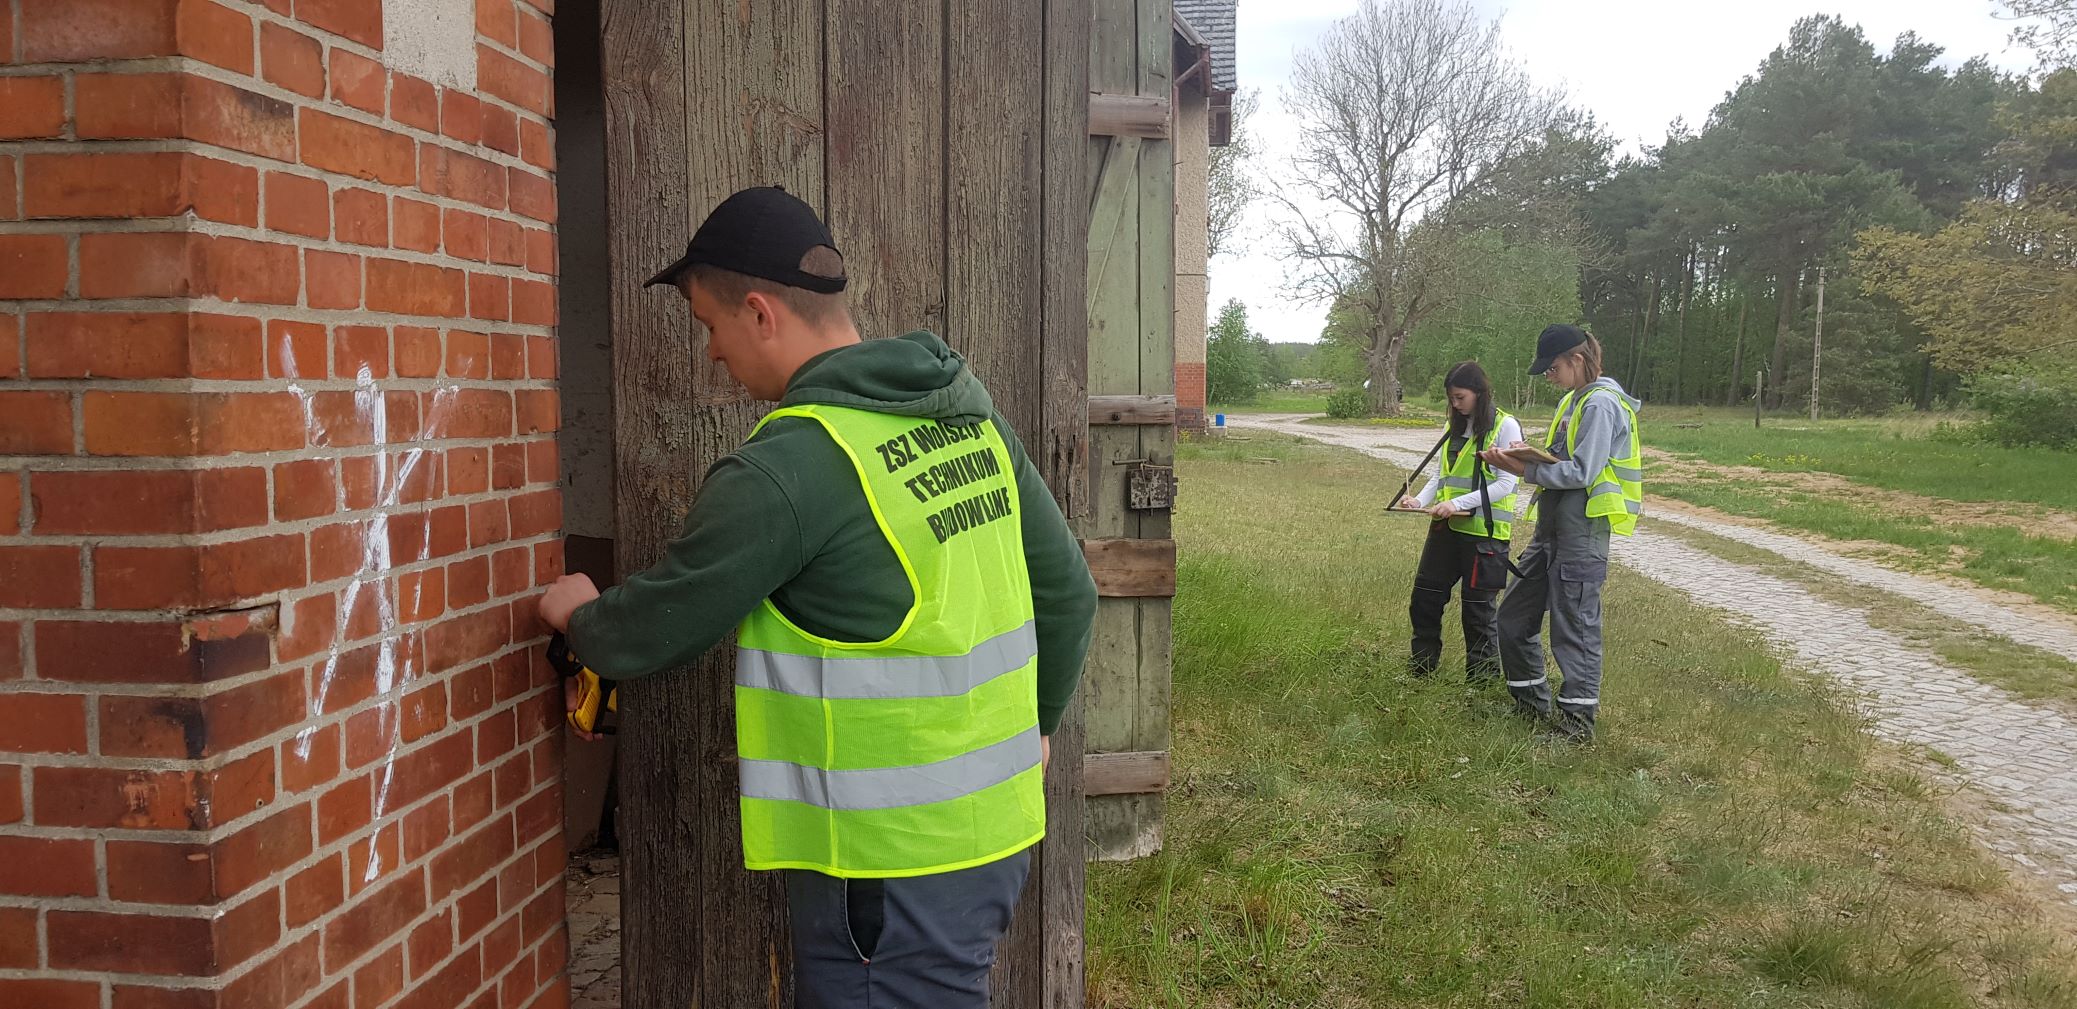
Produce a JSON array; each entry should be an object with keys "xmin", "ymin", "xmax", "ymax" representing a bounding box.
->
[
  {"xmin": 1440, "ymin": 409, "xmax": 1518, "ymax": 540},
  {"xmin": 1524, "ymin": 389, "xmax": 1645, "ymax": 536},
  {"xmin": 733, "ymin": 405, "xmax": 1045, "ymax": 879}
]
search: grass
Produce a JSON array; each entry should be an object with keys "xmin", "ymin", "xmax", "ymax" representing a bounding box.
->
[
  {"xmin": 1650, "ymin": 520, "xmax": 2077, "ymax": 714},
  {"xmin": 1084, "ymin": 434, "xmax": 2077, "ymax": 1009},
  {"xmin": 1212, "ymin": 391, "xmax": 1335, "ymax": 415}
]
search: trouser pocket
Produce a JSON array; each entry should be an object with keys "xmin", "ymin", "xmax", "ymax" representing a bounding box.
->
[
  {"xmin": 844, "ymin": 878, "xmax": 885, "ymax": 963},
  {"xmin": 1468, "ymin": 539, "xmax": 1509, "ymax": 593}
]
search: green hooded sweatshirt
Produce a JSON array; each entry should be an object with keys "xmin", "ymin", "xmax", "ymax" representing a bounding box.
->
[{"xmin": 565, "ymin": 331, "xmax": 1097, "ymax": 734}]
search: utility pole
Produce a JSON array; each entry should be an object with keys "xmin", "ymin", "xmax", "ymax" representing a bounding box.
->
[{"xmin": 1810, "ymin": 266, "xmax": 1826, "ymax": 422}]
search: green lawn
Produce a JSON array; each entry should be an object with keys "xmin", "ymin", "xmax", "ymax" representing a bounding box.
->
[
  {"xmin": 1085, "ymin": 435, "xmax": 2077, "ymax": 1009},
  {"xmin": 1210, "ymin": 390, "xmax": 1333, "ymax": 415}
]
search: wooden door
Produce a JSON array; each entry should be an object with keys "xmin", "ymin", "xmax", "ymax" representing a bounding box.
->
[
  {"xmin": 598, "ymin": 0, "xmax": 1090, "ymax": 1005},
  {"xmin": 1082, "ymin": 0, "xmax": 1177, "ymax": 863}
]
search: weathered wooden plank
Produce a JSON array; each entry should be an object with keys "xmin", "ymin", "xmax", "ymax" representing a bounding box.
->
[
  {"xmin": 1084, "ymin": 750, "xmax": 1170, "ymax": 796},
  {"xmin": 1031, "ymin": 0, "xmax": 1091, "ymax": 1003},
  {"xmin": 1082, "ymin": 537, "xmax": 1177, "ymax": 597},
  {"xmin": 826, "ymin": 0, "xmax": 945, "ymax": 344},
  {"xmin": 600, "ymin": 0, "xmax": 705, "ymax": 1003},
  {"xmin": 948, "ymin": 0, "xmax": 1045, "ymax": 448},
  {"xmin": 1088, "ymin": 92, "xmax": 1170, "ymax": 138},
  {"xmin": 1089, "ymin": 394, "xmax": 1175, "ymax": 425}
]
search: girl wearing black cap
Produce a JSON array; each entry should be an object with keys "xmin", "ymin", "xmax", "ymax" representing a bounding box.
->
[
  {"xmin": 1396, "ymin": 361, "xmax": 1521, "ymax": 680},
  {"xmin": 1479, "ymin": 325, "xmax": 1643, "ymax": 740}
]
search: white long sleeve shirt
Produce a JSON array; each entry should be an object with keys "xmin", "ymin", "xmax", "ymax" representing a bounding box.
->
[{"xmin": 1413, "ymin": 415, "xmax": 1523, "ymax": 515}]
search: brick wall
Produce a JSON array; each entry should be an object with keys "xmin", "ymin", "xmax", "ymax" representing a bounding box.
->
[{"xmin": 0, "ymin": 1, "xmax": 568, "ymax": 1006}]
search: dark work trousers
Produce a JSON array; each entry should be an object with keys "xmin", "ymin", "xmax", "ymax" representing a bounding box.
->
[
  {"xmin": 1408, "ymin": 520, "xmax": 1505, "ymax": 680},
  {"xmin": 784, "ymin": 847, "xmax": 1032, "ymax": 1008},
  {"xmin": 1497, "ymin": 486, "xmax": 1611, "ymax": 738}
]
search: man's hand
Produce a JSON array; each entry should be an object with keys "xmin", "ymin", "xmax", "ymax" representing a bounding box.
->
[
  {"xmin": 1426, "ymin": 502, "xmax": 1456, "ymax": 521},
  {"xmin": 540, "ymin": 574, "xmax": 600, "ymax": 633},
  {"xmin": 564, "ymin": 676, "xmax": 604, "ymax": 743}
]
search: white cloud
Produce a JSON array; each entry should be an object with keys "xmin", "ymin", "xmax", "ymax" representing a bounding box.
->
[{"xmin": 1212, "ymin": 0, "xmax": 2036, "ymax": 346}]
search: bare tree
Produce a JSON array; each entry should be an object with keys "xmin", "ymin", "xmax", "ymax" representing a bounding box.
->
[
  {"xmin": 1277, "ymin": 0, "xmax": 1561, "ymax": 414},
  {"xmin": 2001, "ymin": 0, "xmax": 2077, "ymax": 68},
  {"xmin": 1206, "ymin": 89, "xmax": 1258, "ymax": 259}
]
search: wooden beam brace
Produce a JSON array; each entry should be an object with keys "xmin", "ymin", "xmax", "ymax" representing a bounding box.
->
[
  {"xmin": 1088, "ymin": 394, "xmax": 1175, "ymax": 425},
  {"xmin": 1081, "ymin": 537, "xmax": 1177, "ymax": 597},
  {"xmin": 1083, "ymin": 750, "xmax": 1170, "ymax": 796},
  {"xmin": 1088, "ymin": 92, "xmax": 1169, "ymax": 138}
]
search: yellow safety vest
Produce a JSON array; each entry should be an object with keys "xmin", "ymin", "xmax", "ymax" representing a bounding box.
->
[
  {"xmin": 1526, "ymin": 388, "xmax": 1643, "ymax": 536},
  {"xmin": 733, "ymin": 405, "xmax": 1045, "ymax": 878},
  {"xmin": 1439, "ymin": 410, "xmax": 1519, "ymax": 541}
]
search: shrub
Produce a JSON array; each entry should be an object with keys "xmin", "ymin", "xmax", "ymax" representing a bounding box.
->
[{"xmin": 1326, "ymin": 387, "xmax": 1368, "ymax": 419}]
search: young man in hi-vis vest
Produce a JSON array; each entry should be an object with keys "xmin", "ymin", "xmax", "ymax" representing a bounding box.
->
[{"xmin": 539, "ymin": 187, "xmax": 1099, "ymax": 1007}]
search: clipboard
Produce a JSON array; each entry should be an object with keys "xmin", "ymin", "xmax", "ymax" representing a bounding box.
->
[{"xmin": 1502, "ymin": 444, "xmax": 1560, "ymax": 465}]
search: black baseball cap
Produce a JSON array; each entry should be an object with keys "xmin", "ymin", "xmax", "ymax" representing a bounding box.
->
[
  {"xmin": 644, "ymin": 186, "xmax": 848, "ymax": 294},
  {"xmin": 1529, "ymin": 324, "xmax": 1589, "ymax": 375}
]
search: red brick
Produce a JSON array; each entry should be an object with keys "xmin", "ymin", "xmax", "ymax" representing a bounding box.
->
[
  {"xmin": 449, "ymin": 448, "xmax": 491, "ymax": 495},
  {"xmin": 275, "ymin": 459, "xmax": 339, "ymax": 521},
  {"xmin": 440, "ymin": 89, "xmax": 484, "ymax": 145},
  {"xmin": 0, "ymin": 837, "xmax": 94, "ymax": 898},
  {"xmin": 0, "ymin": 545, "xmax": 83, "ymax": 608},
  {"xmin": 0, "ymin": 235, "xmax": 68, "ymax": 299},
  {"xmin": 215, "ymin": 891, "xmax": 284, "ymax": 972},
  {"xmin": 355, "ymin": 946, "xmax": 406, "ymax": 1009},
  {"xmin": 307, "ymin": 249, "xmax": 365, "ymax": 310},
  {"xmin": 34, "ymin": 766, "xmax": 202, "ymax": 830},
  {"xmin": 395, "ymin": 198, "xmax": 443, "ymax": 253},
  {"xmin": 327, "ymin": 189, "xmax": 387, "ymax": 247},
  {"xmin": 203, "ymin": 393, "xmax": 307, "ymax": 453},
  {"xmin": 205, "ymin": 672, "xmax": 307, "ymax": 757},
  {"xmin": 426, "ymin": 388, "xmax": 513, "ymax": 439},
  {"xmin": 191, "ymin": 314, "xmax": 266, "ymax": 379},
  {"xmin": 307, "ymin": 392, "xmax": 375, "ymax": 449},
  {"xmin": 182, "ymin": 76, "xmax": 298, "ymax": 162},
  {"xmin": 398, "ymin": 567, "xmax": 447, "ymax": 624},
  {"xmin": 480, "ymin": 46, "xmax": 549, "ymax": 115},
  {"xmin": 261, "ymin": 23, "xmax": 327, "ymax": 97},
  {"xmin": 94, "ymin": 534, "xmax": 308, "ymax": 610},
  {"xmin": 481, "ymin": 104, "xmax": 521, "ymax": 156},
  {"xmin": 266, "ymin": 171, "xmax": 331, "ymax": 238},
  {"xmin": 196, "ymin": 236, "xmax": 302, "ymax": 306},
  {"xmin": 106, "ymin": 838, "xmax": 212, "ymax": 904},
  {"xmin": 421, "ymin": 146, "xmax": 508, "ymax": 210},
  {"xmin": 2, "ymin": 154, "xmax": 18, "ymax": 216},
  {"xmin": 512, "ymin": 279, "xmax": 556, "ymax": 326},
  {"xmin": 387, "ymin": 390, "xmax": 424, "ymax": 444},
  {"xmin": 491, "ymin": 333, "xmax": 526, "ymax": 379},
  {"xmin": 449, "ymin": 555, "xmax": 492, "ymax": 608},
  {"xmin": 24, "ymin": 151, "xmax": 185, "ymax": 218},
  {"xmin": 209, "ymin": 751, "xmax": 279, "ymax": 826},
  {"xmin": 330, "ymin": 48, "xmax": 387, "ymax": 115},
  {"xmin": 346, "ymin": 821, "xmax": 401, "ymax": 895},
  {"xmin": 492, "ymin": 443, "xmax": 526, "ymax": 490},
  {"xmin": 25, "ymin": 313, "xmax": 179, "ymax": 380},
  {"xmin": 0, "ymin": 316, "xmax": 16, "ymax": 380},
  {"xmin": 32, "ymin": 619, "xmax": 214, "ymax": 685},
  {"xmin": 517, "ymin": 12, "xmax": 554, "ymax": 66},
  {"xmin": 405, "ymin": 909, "xmax": 454, "ymax": 980},
  {"xmin": 0, "ymin": 906, "xmax": 34, "ymax": 968},
  {"xmin": 0, "ymin": 77, "xmax": 65, "ymax": 140},
  {"xmin": 286, "ymin": 855, "xmax": 345, "ymax": 928},
  {"xmin": 0, "ymin": 693, "xmax": 88, "ymax": 755},
  {"xmin": 400, "ymin": 328, "xmax": 446, "ymax": 377},
  {"xmin": 0, "ymin": 981, "xmax": 100, "ymax": 1009},
  {"xmin": 179, "ymin": 0, "xmax": 254, "ymax": 74},
  {"xmin": 279, "ymin": 592, "xmax": 340, "ymax": 662},
  {"xmin": 77, "ymin": 231, "xmax": 191, "ymax": 299},
  {"xmin": 30, "ymin": 469, "xmax": 194, "ymax": 535},
  {"xmin": 508, "ymin": 168, "xmax": 554, "ymax": 223},
  {"xmin": 476, "ymin": 0, "xmax": 517, "ymax": 46},
  {"xmin": 431, "ymin": 812, "xmax": 515, "ymax": 900},
  {"xmin": 197, "ymin": 467, "xmax": 271, "ymax": 531},
  {"xmin": 508, "ymin": 490, "xmax": 560, "ymax": 539},
  {"xmin": 451, "ymin": 773, "xmax": 495, "ymax": 837},
  {"xmin": 221, "ymin": 930, "xmax": 322, "ymax": 1009},
  {"xmin": 49, "ymin": 908, "xmax": 215, "ymax": 975},
  {"xmin": 480, "ymin": 216, "xmax": 519, "ymax": 270},
  {"xmin": 186, "ymin": 155, "xmax": 261, "ymax": 227},
  {"xmin": 366, "ymin": 258, "xmax": 468, "ymax": 318},
  {"xmin": 323, "ymin": 872, "xmax": 426, "ymax": 971},
  {"xmin": 270, "ymin": 320, "xmax": 330, "ymax": 379},
  {"xmin": 492, "ymin": 547, "xmax": 530, "ymax": 597},
  {"xmin": 300, "ymin": 109, "xmax": 415, "ymax": 186},
  {"xmin": 0, "ymin": 480, "xmax": 13, "ymax": 538},
  {"xmin": 79, "ymin": 390, "xmax": 189, "ymax": 456},
  {"xmin": 332, "ymin": 325, "xmax": 388, "ymax": 380},
  {"xmin": 75, "ymin": 72, "xmax": 181, "ymax": 138},
  {"xmin": 468, "ymin": 500, "xmax": 511, "ymax": 550},
  {"xmin": 210, "ymin": 804, "xmax": 314, "ymax": 900},
  {"xmin": 317, "ymin": 774, "xmax": 372, "ymax": 846},
  {"xmin": 469, "ymin": 273, "xmax": 512, "ymax": 322},
  {"xmin": 97, "ymin": 694, "xmax": 205, "ymax": 760},
  {"xmin": 516, "ymin": 390, "xmax": 558, "ymax": 435},
  {"xmin": 524, "ymin": 229, "xmax": 556, "ymax": 276},
  {"xmin": 403, "ymin": 796, "xmax": 451, "ymax": 863},
  {"xmin": 393, "ymin": 75, "xmax": 439, "ymax": 133},
  {"xmin": 426, "ymin": 606, "xmax": 510, "ymax": 674},
  {"xmin": 392, "ymin": 730, "xmax": 471, "ymax": 810},
  {"xmin": 443, "ymin": 209, "xmax": 488, "ymax": 261},
  {"xmin": 282, "ymin": 722, "xmax": 342, "ymax": 795},
  {"xmin": 444, "ymin": 329, "xmax": 490, "ymax": 378},
  {"xmin": 21, "ymin": 0, "xmax": 176, "ymax": 61},
  {"xmin": 297, "ymin": 0, "xmax": 383, "ymax": 48}
]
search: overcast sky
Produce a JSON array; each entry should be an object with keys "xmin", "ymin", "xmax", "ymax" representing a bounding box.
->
[{"xmin": 1214, "ymin": 1, "xmax": 2042, "ymax": 345}]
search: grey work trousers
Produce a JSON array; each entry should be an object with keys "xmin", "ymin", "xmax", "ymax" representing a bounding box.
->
[
  {"xmin": 784, "ymin": 847, "xmax": 1032, "ymax": 1008},
  {"xmin": 1498, "ymin": 488, "xmax": 1611, "ymax": 735}
]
